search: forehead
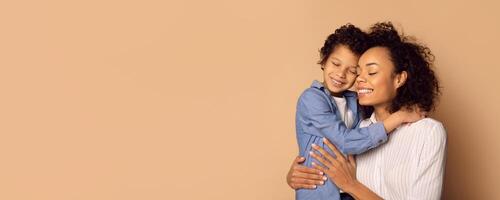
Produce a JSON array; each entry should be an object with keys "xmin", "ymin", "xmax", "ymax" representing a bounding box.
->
[
  {"xmin": 358, "ymin": 46, "xmax": 391, "ymax": 65},
  {"xmin": 328, "ymin": 45, "xmax": 360, "ymax": 64}
]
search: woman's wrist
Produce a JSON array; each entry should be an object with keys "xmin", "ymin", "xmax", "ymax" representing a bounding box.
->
[
  {"xmin": 343, "ymin": 179, "xmax": 362, "ymax": 194},
  {"xmin": 345, "ymin": 180, "xmax": 384, "ymax": 200}
]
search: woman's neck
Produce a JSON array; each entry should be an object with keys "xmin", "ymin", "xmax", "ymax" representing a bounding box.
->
[{"xmin": 373, "ymin": 105, "xmax": 391, "ymax": 121}]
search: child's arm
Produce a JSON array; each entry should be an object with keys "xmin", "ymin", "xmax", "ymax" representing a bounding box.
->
[
  {"xmin": 297, "ymin": 89, "xmax": 420, "ymax": 155},
  {"xmin": 381, "ymin": 106, "xmax": 425, "ymax": 133}
]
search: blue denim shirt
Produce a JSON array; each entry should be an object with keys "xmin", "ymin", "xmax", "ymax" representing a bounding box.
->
[{"xmin": 296, "ymin": 80, "xmax": 388, "ymax": 200}]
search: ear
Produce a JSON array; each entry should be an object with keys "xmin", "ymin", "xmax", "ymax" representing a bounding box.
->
[{"xmin": 394, "ymin": 71, "xmax": 408, "ymax": 89}]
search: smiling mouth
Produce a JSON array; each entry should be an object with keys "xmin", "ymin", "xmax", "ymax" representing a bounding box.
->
[
  {"xmin": 331, "ymin": 79, "xmax": 345, "ymax": 86},
  {"xmin": 357, "ymin": 88, "xmax": 374, "ymax": 96}
]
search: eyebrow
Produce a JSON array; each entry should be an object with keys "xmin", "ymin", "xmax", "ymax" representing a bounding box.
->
[
  {"xmin": 365, "ymin": 62, "xmax": 379, "ymax": 67},
  {"xmin": 330, "ymin": 57, "xmax": 341, "ymax": 62}
]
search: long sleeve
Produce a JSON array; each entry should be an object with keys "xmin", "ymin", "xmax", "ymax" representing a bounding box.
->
[
  {"xmin": 297, "ymin": 88, "xmax": 387, "ymax": 155},
  {"xmin": 408, "ymin": 123, "xmax": 447, "ymax": 200}
]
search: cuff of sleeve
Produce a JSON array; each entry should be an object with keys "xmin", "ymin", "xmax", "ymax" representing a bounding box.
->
[{"xmin": 370, "ymin": 122, "xmax": 388, "ymax": 145}]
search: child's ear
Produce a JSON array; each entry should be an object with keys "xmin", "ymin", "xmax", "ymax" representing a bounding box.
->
[{"xmin": 395, "ymin": 71, "xmax": 408, "ymax": 89}]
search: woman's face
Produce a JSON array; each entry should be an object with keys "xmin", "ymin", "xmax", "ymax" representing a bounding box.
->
[
  {"xmin": 322, "ymin": 45, "xmax": 359, "ymax": 97},
  {"xmin": 356, "ymin": 47, "xmax": 406, "ymax": 108}
]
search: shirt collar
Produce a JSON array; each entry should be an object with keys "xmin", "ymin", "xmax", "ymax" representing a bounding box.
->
[
  {"xmin": 369, "ymin": 113, "xmax": 378, "ymax": 124},
  {"xmin": 311, "ymin": 80, "xmax": 325, "ymax": 89}
]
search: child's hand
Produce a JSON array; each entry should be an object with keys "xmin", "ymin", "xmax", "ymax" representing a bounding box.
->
[{"xmin": 396, "ymin": 105, "xmax": 426, "ymax": 124}]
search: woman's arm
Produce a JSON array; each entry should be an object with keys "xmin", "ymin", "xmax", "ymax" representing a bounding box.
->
[
  {"xmin": 286, "ymin": 156, "xmax": 326, "ymax": 190},
  {"xmin": 310, "ymin": 138, "xmax": 383, "ymax": 200}
]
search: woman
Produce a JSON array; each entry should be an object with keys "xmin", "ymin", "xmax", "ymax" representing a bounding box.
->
[{"xmin": 287, "ymin": 22, "xmax": 446, "ymax": 199}]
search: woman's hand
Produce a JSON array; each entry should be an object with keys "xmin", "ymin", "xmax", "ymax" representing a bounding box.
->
[
  {"xmin": 309, "ymin": 138, "xmax": 359, "ymax": 193},
  {"xmin": 286, "ymin": 156, "xmax": 327, "ymax": 190}
]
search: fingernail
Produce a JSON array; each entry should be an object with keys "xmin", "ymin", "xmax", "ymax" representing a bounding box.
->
[
  {"xmin": 311, "ymin": 144, "xmax": 317, "ymax": 148},
  {"xmin": 311, "ymin": 162, "xmax": 316, "ymax": 166},
  {"xmin": 313, "ymin": 185, "xmax": 317, "ymax": 189},
  {"xmin": 322, "ymin": 176, "xmax": 327, "ymax": 181},
  {"xmin": 323, "ymin": 138, "xmax": 327, "ymax": 142},
  {"xmin": 319, "ymin": 171, "xmax": 324, "ymax": 175},
  {"xmin": 320, "ymin": 181, "xmax": 324, "ymax": 185}
]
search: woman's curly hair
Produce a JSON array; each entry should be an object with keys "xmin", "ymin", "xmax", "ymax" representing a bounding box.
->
[
  {"xmin": 362, "ymin": 22, "xmax": 441, "ymax": 116},
  {"xmin": 318, "ymin": 24, "xmax": 368, "ymax": 66}
]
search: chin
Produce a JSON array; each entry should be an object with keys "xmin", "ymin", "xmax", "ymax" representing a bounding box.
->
[
  {"xmin": 328, "ymin": 87, "xmax": 344, "ymax": 94},
  {"xmin": 358, "ymin": 98, "xmax": 374, "ymax": 106}
]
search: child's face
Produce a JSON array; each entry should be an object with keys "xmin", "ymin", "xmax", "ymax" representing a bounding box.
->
[{"xmin": 322, "ymin": 45, "xmax": 359, "ymax": 96}]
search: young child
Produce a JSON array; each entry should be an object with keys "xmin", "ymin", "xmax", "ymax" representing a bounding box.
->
[{"xmin": 295, "ymin": 24, "xmax": 422, "ymax": 200}]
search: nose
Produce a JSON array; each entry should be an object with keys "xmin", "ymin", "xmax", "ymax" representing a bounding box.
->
[
  {"xmin": 336, "ymin": 68, "xmax": 347, "ymax": 79},
  {"xmin": 356, "ymin": 74, "xmax": 366, "ymax": 83}
]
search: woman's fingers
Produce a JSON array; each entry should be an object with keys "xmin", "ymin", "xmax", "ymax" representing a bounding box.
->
[
  {"xmin": 348, "ymin": 155, "xmax": 356, "ymax": 167},
  {"xmin": 309, "ymin": 151, "xmax": 332, "ymax": 169},
  {"xmin": 311, "ymin": 161, "xmax": 328, "ymax": 171},
  {"xmin": 290, "ymin": 176, "xmax": 325, "ymax": 186},
  {"xmin": 322, "ymin": 138, "xmax": 347, "ymax": 163},
  {"xmin": 292, "ymin": 169, "xmax": 325, "ymax": 180},
  {"xmin": 311, "ymin": 144, "xmax": 335, "ymax": 164},
  {"xmin": 294, "ymin": 156, "xmax": 306, "ymax": 164},
  {"xmin": 294, "ymin": 164, "xmax": 324, "ymax": 175},
  {"xmin": 311, "ymin": 144, "xmax": 343, "ymax": 169},
  {"xmin": 291, "ymin": 183, "xmax": 319, "ymax": 190}
]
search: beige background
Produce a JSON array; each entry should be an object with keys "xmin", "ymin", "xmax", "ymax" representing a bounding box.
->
[{"xmin": 1, "ymin": 0, "xmax": 499, "ymax": 199}]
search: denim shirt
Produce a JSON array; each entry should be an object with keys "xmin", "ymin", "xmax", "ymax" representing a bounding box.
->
[{"xmin": 296, "ymin": 80, "xmax": 388, "ymax": 200}]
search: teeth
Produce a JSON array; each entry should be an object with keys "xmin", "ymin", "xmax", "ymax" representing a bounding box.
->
[{"xmin": 358, "ymin": 89, "xmax": 373, "ymax": 94}]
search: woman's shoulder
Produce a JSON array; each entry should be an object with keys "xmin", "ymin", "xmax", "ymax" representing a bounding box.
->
[
  {"xmin": 409, "ymin": 117, "xmax": 447, "ymax": 141},
  {"xmin": 414, "ymin": 118, "xmax": 445, "ymax": 131}
]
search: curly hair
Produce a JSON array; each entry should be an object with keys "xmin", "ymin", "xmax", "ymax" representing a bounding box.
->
[
  {"xmin": 318, "ymin": 24, "xmax": 368, "ymax": 66},
  {"xmin": 361, "ymin": 22, "xmax": 441, "ymax": 116}
]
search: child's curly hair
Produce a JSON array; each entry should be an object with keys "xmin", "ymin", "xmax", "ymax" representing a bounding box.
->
[{"xmin": 318, "ymin": 24, "xmax": 369, "ymax": 66}]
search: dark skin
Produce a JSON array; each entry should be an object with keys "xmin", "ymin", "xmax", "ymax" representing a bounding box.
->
[
  {"xmin": 311, "ymin": 138, "xmax": 383, "ymax": 199},
  {"xmin": 286, "ymin": 140, "xmax": 355, "ymax": 191},
  {"xmin": 287, "ymin": 138, "xmax": 383, "ymax": 200},
  {"xmin": 286, "ymin": 156, "xmax": 327, "ymax": 189},
  {"xmin": 309, "ymin": 138, "xmax": 358, "ymax": 192}
]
